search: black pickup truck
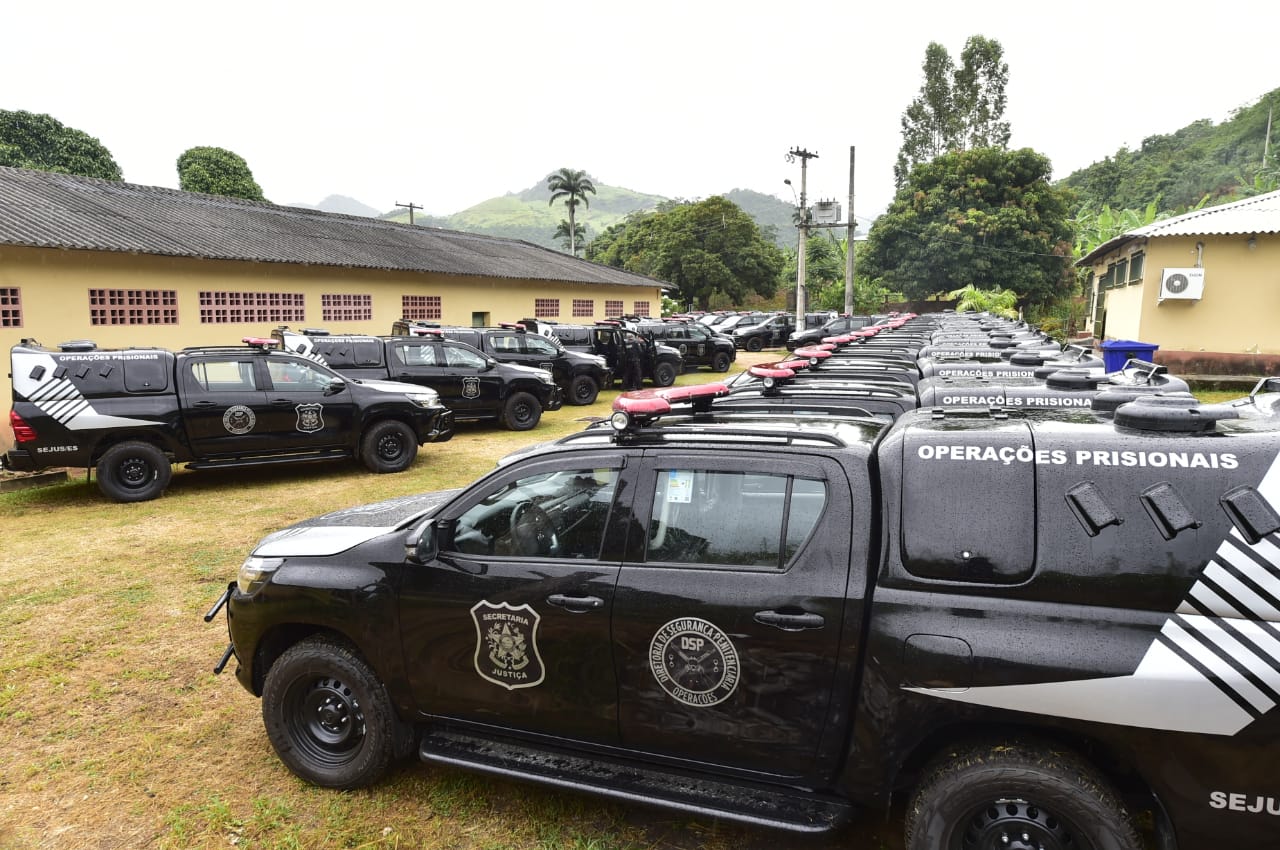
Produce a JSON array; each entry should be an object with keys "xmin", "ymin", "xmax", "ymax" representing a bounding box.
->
[
  {"xmin": 391, "ymin": 320, "xmax": 611, "ymax": 406},
  {"xmin": 210, "ymin": 375, "xmax": 1280, "ymax": 850},
  {"xmin": 272, "ymin": 328, "xmax": 562, "ymax": 431},
  {"xmin": 4, "ymin": 338, "xmax": 452, "ymax": 501},
  {"xmin": 517, "ymin": 318, "xmax": 684, "ymax": 387}
]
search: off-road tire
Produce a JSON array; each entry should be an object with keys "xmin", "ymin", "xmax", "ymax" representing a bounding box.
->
[
  {"xmin": 262, "ymin": 636, "xmax": 412, "ymax": 789},
  {"xmin": 569, "ymin": 374, "xmax": 600, "ymax": 406},
  {"xmin": 96, "ymin": 441, "xmax": 172, "ymax": 502},
  {"xmin": 652, "ymin": 362, "xmax": 678, "ymax": 387},
  {"xmin": 502, "ymin": 391, "xmax": 542, "ymax": 431},
  {"xmin": 711, "ymin": 351, "xmax": 732, "ymax": 372},
  {"xmin": 745, "ymin": 336, "xmax": 764, "ymax": 352},
  {"xmin": 905, "ymin": 740, "xmax": 1141, "ymax": 850},
  {"xmin": 359, "ymin": 420, "xmax": 418, "ymax": 473}
]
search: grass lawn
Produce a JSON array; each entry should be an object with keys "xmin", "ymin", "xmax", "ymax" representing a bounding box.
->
[{"xmin": 1, "ymin": 348, "xmax": 1243, "ymax": 849}]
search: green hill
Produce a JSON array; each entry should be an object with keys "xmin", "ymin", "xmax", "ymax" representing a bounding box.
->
[
  {"xmin": 1061, "ymin": 85, "xmax": 1279, "ymax": 212},
  {"xmin": 380, "ymin": 176, "xmax": 800, "ymax": 251}
]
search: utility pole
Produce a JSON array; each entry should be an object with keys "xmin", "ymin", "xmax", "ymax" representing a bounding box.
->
[
  {"xmin": 395, "ymin": 201, "xmax": 422, "ymax": 226},
  {"xmin": 787, "ymin": 147, "xmax": 818, "ymax": 326},
  {"xmin": 844, "ymin": 146, "xmax": 856, "ymax": 316}
]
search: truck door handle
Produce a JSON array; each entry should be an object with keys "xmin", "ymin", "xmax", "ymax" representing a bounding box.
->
[
  {"xmin": 546, "ymin": 594, "xmax": 604, "ymax": 613},
  {"xmin": 192, "ymin": 400, "xmax": 218, "ymax": 408},
  {"xmin": 271, "ymin": 398, "xmax": 294, "ymax": 405},
  {"xmin": 754, "ymin": 609, "xmax": 825, "ymax": 631}
]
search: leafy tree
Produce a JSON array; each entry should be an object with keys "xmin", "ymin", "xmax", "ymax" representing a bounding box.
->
[
  {"xmin": 948, "ymin": 283, "xmax": 1018, "ymax": 318},
  {"xmin": 176, "ymin": 147, "xmax": 266, "ymax": 201},
  {"xmin": 587, "ymin": 196, "xmax": 784, "ymax": 310},
  {"xmin": 546, "ymin": 168, "xmax": 596, "ymax": 254},
  {"xmin": 0, "ymin": 110, "xmax": 122, "ymax": 180},
  {"xmin": 862, "ymin": 147, "xmax": 1075, "ymax": 307},
  {"xmin": 894, "ymin": 36, "xmax": 1010, "ymax": 187},
  {"xmin": 554, "ymin": 219, "xmax": 586, "ymax": 254}
]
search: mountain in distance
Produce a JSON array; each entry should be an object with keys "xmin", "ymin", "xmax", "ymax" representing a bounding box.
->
[
  {"xmin": 287, "ymin": 194, "xmax": 383, "ymax": 218},
  {"xmin": 377, "ymin": 175, "xmax": 673, "ymax": 250}
]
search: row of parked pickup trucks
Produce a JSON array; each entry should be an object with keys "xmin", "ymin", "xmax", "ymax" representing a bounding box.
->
[
  {"xmin": 3, "ymin": 318, "xmax": 724, "ymax": 502},
  {"xmin": 209, "ymin": 309, "xmax": 1280, "ymax": 850}
]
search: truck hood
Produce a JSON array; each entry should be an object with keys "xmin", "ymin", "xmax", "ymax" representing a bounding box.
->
[
  {"xmin": 252, "ymin": 489, "xmax": 461, "ymax": 557},
  {"xmin": 355, "ymin": 377, "xmax": 442, "ymax": 398}
]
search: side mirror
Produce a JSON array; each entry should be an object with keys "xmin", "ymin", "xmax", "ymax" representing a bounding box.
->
[
  {"xmin": 324, "ymin": 377, "xmax": 346, "ymax": 396},
  {"xmin": 485, "ymin": 358, "xmax": 498, "ymax": 370},
  {"xmin": 405, "ymin": 518, "xmax": 440, "ymax": 564}
]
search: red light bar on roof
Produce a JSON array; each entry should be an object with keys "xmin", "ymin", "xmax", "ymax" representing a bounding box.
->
[
  {"xmin": 612, "ymin": 382, "xmax": 730, "ymax": 415},
  {"xmin": 242, "ymin": 337, "xmax": 280, "ymax": 348},
  {"xmin": 749, "ymin": 364, "xmax": 798, "ymax": 380},
  {"xmin": 499, "ymin": 322, "xmax": 527, "ymax": 330},
  {"xmin": 792, "ymin": 345, "xmax": 833, "ymax": 360}
]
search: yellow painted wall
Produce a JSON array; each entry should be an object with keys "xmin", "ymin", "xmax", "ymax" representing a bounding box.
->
[
  {"xmin": 0, "ymin": 245, "xmax": 664, "ymax": 452},
  {"xmin": 1086, "ymin": 233, "xmax": 1278, "ymax": 353}
]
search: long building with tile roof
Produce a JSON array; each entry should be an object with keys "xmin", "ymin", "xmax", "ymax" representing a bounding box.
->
[{"xmin": 0, "ymin": 166, "xmax": 677, "ymax": 450}]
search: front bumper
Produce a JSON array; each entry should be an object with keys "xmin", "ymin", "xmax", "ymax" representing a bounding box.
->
[{"xmin": 545, "ymin": 387, "xmax": 565, "ymax": 412}]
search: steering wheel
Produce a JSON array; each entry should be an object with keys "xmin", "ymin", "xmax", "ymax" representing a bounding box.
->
[{"xmin": 509, "ymin": 501, "xmax": 559, "ymax": 556}]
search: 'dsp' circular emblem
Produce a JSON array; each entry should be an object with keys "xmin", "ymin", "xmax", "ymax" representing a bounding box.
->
[
  {"xmin": 222, "ymin": 404, "xmax": 256, "ymax": 435},
  {"xmin": 649, "ymin": 617, "xmax": 740, "ymax": 707}
]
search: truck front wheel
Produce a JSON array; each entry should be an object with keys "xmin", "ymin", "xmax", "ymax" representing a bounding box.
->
[
  {"xmin": 502, "ymin": 392, "xmax": 542, "ymax": 431},
  {"xmin": 905, "ymin": 741, "xmax": 1140, "ymax": 850},
  {"xmin": 262, "ymin": 636, "xmax": 413, "ymax": 789},
  {"xmin": 652, "ymin": 362, "xmax": 678, "ymax": 387},
  {"xmin": 711, "ymin": 352, "xmax": 732, "ymax": 372},
  {"xmin": 96, "ymin": 441, "xmax": 172, "ymax": 502},
  {"xmin": 569, "ymin": 374, "xmax": 599, "ymax": 406},
  {"xmin": 359, "ymin": 420, "xmax": 418, "ymax": 473},
  {"xmin": 745, "ymin": 336, "xmax": 764, "ymax": 352}
]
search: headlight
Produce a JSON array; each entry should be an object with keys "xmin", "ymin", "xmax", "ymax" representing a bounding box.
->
[
  {"xmin": 407, "ymin": 390, "xmax": 440, "ymax": 408},
  {"xmin": 237, "ymin": 556, "xmax": 284, "ymax": 594},
  {"xmin": 539, "ymin": 371, "xmax": 556, "ymax": 385},
  {"xmin": 592, "ymin": 356, "xmax": 608, "ymax": 369}
]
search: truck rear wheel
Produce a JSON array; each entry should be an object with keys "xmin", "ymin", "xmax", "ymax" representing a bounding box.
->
[
  {"xmin": 746, "ymin": 336, "xmax": 764, "ymax": 352},
  {"xmin": 359, "ymin": 420, "xmax": 418, "ymax": 473},
  {"xmin": 262, "ymin": 636, "xmax": 413, "ymax": 789},
  {"xmin": 96, "ymin": 441, "xmax": 172, "ymax": 502},
  {"xmin": 905, "ymin": 740, "xmax": 1140, "ymax": 850},
  {"xmin": 569, "ymin": 374, "xmax": 599, "ymax": 406},
  {"xmin": 652, "ymin": 362, "xmax": 678, "ymax": 387},
  {"xmin": 502, "ymin": 392, "xmax": 542, "ymax": 431}
]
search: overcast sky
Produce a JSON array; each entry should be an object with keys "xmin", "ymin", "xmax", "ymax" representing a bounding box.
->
[{"xmin": 5, "ymin": 1, "xmax": 1275, "ymax": 226}]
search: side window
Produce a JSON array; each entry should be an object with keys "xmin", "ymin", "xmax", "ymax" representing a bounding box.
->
[
  {"xmin": 448, "ymin": 468, "xmax": 620, "ymax": 559},
  {"xmin": 393, "ymin": 342, "xmax": 439, "ymax": 367},
  {"xmin": 190, "ymin": 359, "xmax": 257, "ymax": 392},
  {"xmin": 443, "ymin": 344, "xmax": 487, "ymax": 369},
  {"xmin": 266, "ymin": 358, "xmax": 334, "ymax": 391},
  {"xmin": 522, "ymin": 335, "xmax": 559, "ymax": 356},
  {"xmin": 646, "ymin": 469, "xmax": 827, "ymax": 569}
]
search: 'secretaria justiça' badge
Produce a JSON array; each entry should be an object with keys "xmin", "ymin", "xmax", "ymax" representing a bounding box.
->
[
  {"xmin": 649, "ymin": 617, "xmax": 740, "ymax": 706},
  {"xmin": 471, "ymin": 600, "xmax": 545, "ymax": 690}
]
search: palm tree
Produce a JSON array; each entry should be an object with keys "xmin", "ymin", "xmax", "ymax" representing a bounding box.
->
[
  {"xmin": 554, "ymin": 219, "xmax": 587, "ymax": 255},
  {"xmin": 546, "ymin": 168, "xmax": 597, "ymax": 254}
]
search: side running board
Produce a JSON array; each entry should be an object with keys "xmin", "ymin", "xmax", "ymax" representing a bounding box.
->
[{"xmin": 418, "ymin": 728, "xmax": 853, "ymax": 834}]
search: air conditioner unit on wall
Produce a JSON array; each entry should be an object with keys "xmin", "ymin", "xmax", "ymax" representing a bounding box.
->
[{"xmin": 1158, "ymin": 268, "xmax": 1205, "ymax": 302}]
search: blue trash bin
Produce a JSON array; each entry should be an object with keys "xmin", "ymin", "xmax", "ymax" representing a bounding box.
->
[{"xmin": 1099, "ymin": 339, "xmax": 1159, "ymax": 372}]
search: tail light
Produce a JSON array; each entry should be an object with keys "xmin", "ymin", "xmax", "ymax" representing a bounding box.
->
[{"xmin": 9, "ymin": 410, "xmax": 36, "ymax": 443}]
